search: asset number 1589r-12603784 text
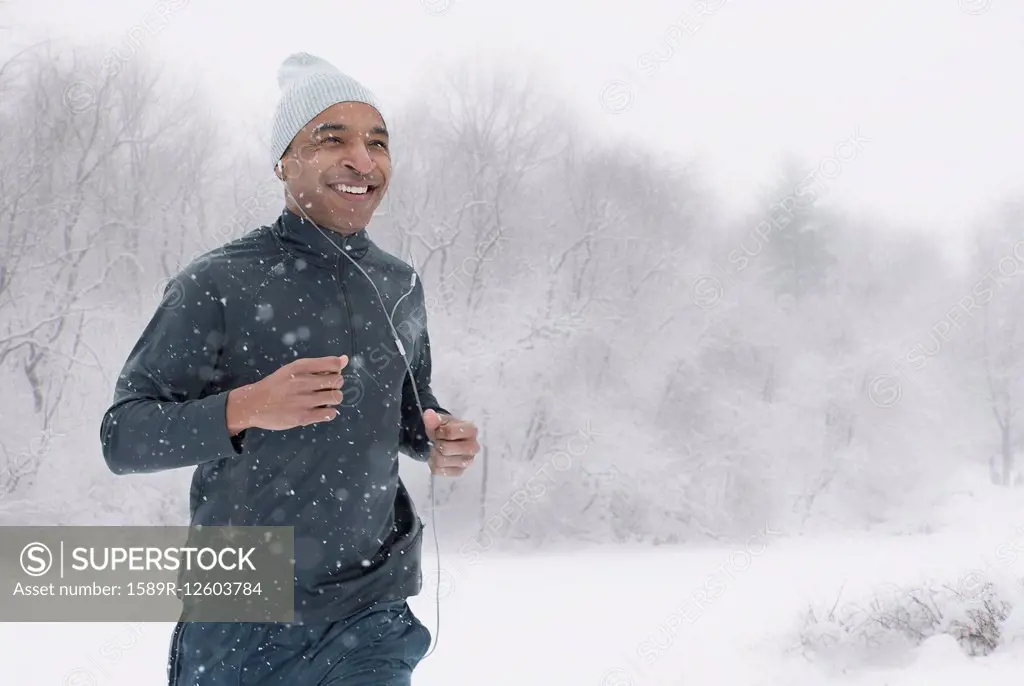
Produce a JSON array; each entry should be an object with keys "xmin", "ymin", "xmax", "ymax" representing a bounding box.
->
[{"xmin": 11, "ymin": 581, "xmax": 263, "ymax": 597}]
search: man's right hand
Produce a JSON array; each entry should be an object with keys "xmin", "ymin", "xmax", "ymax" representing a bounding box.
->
[{"xmin": 226, "ymin": 355, "xmax": 348, "ymax": 434}]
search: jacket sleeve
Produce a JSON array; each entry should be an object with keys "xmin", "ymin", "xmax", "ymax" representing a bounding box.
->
[
  {"xmin": 100, "ymin": 264, "xmax": 245, "ymax": 475},
  {"xmin": 398, "ymin": 282, "xmax": 448, "ymax": 462}
]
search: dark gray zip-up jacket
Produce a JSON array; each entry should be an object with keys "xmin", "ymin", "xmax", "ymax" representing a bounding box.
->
[{"xmin": 100, "ymin": 208, "xmax": 445, "ymax": 624}]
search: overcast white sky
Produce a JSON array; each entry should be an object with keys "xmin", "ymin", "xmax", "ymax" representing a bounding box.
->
[{"xmin": 7, "ymin": 0, "xmax": 1023, "ymax": 256}]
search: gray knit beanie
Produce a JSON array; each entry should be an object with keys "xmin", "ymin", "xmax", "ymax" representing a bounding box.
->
[{"xmin": 270, "ymin": 52, "xmax": 385, "ymax": 166}]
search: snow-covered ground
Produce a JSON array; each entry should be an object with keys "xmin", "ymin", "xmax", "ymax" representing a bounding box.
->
[{"xmin": 4, "ymin": 491, "xmax": 1024, "ymax": 686}]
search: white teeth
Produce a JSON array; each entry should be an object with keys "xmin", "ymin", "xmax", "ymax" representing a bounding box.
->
[{"xmin": 332, "ymin": 184, "xmax": 369, "ymax": 195}]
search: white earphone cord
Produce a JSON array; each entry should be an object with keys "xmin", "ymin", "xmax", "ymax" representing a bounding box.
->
[{"xmin": 286, "ymin": 193, "xmax": 443, "ymax": 660}]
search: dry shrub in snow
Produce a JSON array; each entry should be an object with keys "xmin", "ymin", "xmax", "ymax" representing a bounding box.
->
[{"xmin": 798, "ymin": 574, "xmax": 1023, "ymax": 668}]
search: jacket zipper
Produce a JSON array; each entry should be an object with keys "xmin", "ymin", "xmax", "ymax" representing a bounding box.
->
[{"xmin": 338, "ymin": 259, "xmax": 357, "ymax": 361}]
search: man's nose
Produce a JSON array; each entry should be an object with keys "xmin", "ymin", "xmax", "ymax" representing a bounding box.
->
[{"xmin": 343, "ymin": 143, "xmax": 375, "ymax": 175}]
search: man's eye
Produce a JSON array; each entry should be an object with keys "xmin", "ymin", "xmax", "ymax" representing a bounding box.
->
[
  {"xmin": 320, "ymin": 135, "xmax": 342, "ymax": 145},
  {"xmin": 370, "ymin": 140, "xmax": 388, "ymax": 149}
]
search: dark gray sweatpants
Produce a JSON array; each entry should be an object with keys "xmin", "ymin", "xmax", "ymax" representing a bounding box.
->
[{"xmin": 167, "ymin": 600, "xmax": 431, "ymax": 685}]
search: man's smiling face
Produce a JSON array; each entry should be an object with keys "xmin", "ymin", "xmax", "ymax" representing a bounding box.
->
[{"xmin": 278, "ymin": 101, "xmax": 391, "ymax": 234}]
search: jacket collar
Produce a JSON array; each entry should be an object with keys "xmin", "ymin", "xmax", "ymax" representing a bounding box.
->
[{"xmin": 271, "ymin": 208, "xmax": 371, "ymax": 267}]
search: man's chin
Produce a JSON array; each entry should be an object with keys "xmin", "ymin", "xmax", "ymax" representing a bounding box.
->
[
  {"xmin": 322, "ymin": 209, "xmax": 375, "ymax": 234},
  {"xmin": 296, "ymin": 198, "xmax": 380, "ymax": 233}
]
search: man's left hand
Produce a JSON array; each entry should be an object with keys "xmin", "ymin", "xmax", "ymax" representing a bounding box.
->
[{"xmin": 423, "ymin": 409, "xmax": 478, "ymax": 477}]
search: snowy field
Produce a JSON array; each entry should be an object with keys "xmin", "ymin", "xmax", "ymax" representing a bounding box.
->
[{"xmin": 3, "ymin": 490, "xmax": 1023, "ymax": 686}]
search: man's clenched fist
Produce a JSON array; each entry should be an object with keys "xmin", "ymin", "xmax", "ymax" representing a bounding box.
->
[
  {"xmin": 226, "ymin": 355, "xmax": 348, "ymax": 434},
  {"xmin": 423, "ymin": 409, "xmax": 479, "ymax": 477}
]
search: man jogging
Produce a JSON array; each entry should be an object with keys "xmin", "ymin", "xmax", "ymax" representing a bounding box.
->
[{"xmin": 100, "ymin": 52, "xmax": 479, "ymax": 685}]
